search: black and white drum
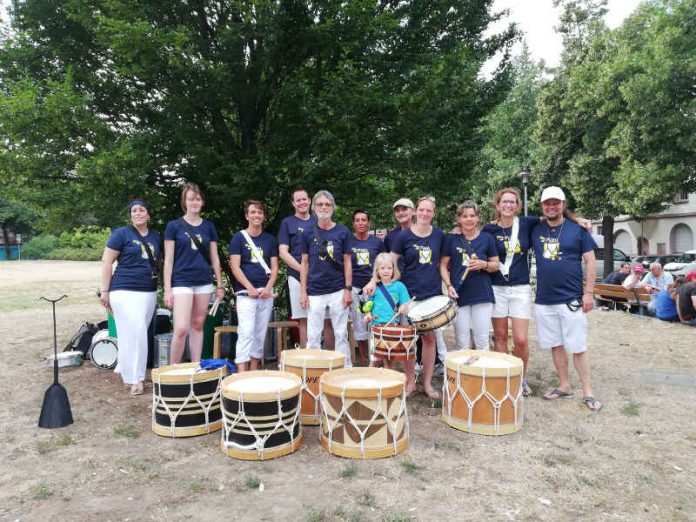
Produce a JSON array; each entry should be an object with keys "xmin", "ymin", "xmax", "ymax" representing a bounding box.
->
[{"xmin": 89, "ymin": 329, "xmax": 118, "ymax": 370}]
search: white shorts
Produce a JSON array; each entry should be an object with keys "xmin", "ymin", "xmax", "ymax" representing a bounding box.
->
[
  {"xmin": 350, "ymin": 287, "xmax": 368, "ymax": 341},
  {"xmin": 535, "ymin": 303, "xmax": 587, "ymax": 354},
  {"xmin": 492, "ymin": 285, "xmax": 532, "ymax": 319},
  {"xmin": 172, "ymin": 284, "xmax": 214, "ymax": 295},
  {"xmin": 287, "ymin": 276, "xmax": 308, "ymax": 319}
]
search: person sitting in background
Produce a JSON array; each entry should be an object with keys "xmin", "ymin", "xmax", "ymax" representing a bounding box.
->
[
  {"xmin": 604, "ymin": 262, "xmax": 630, "ymax": 285},
  {"xmin": 654, "ymin": 280, "xmax": 683, "ymax": 322},
  {"xmin": 622, "ymin": 264, "xmax": 644, "ymax": 289},
  {"xmin": 685, "ymin": 271, "xmax": 696, "ymax": 283},
  {"xmin": 676, "ymin": 278, "xmax": 696, "ymax": 325},
  {"xmin": 640, "ymin": 262, "xmax": 674, "ymax": 315}
]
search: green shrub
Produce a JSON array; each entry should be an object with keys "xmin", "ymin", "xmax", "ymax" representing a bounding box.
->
[
  {"xmin": 22, "ymin": 234, "xmax": 59, "ymax": 259},
  {"xmin": 58, "ymin": 227, "xmax": 111, "ymax": 249},
  {"xmin": 45, "ymin": 247, "xmax": 103, "ymax": 261}
]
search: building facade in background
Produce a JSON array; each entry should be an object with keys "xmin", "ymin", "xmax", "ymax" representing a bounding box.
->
[{"xmin": 592, "ymin": 191, "xmax": 696, "ymax": 256}]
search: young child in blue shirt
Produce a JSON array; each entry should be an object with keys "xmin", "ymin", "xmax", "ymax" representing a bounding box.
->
[{"xmin": 363, "ymin": 253, "xmax": 415, "ymax": 395}]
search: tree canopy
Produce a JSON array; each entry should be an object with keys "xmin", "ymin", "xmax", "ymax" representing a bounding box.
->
[{"xmin": 0, "ymin": 0, "xmax": 517, "ymax": 234}]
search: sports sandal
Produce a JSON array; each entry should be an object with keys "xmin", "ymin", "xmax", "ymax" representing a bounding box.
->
[
  {"xmin": 582, "ymin": 396, "xmax": 603, "ymax": 412},
  {"xmin": 542, "ymin": 388, "xmax": 573, "ymax": 400}
]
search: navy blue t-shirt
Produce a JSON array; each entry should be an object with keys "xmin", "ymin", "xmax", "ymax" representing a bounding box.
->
[
  {"xmin": 301, "ymin": 223, "xmax": 352, "ymax": 295},
  {"xmin": 349, "ymin": 235, "xmax": 386, "ymax": 288},
  {"xmin": 384, "ymin": 227, "xmax": 407, "ymax": 272},
  {"xmin": 482, "ymin": 216, "xmax": 540, "ymax": 286},
  {"xmin": 443, "ymin": 232, "xmax": 497, "ymax": 306},
  {"xmin": 164, "ymin": 218, "xmax": 219, "ymax": 287},
  {"xmin": 278, "ymin": 214, "xmax": 316, "ymax": 280},
  {"xmin": 390, "ymin": 227, "xmax": 445, "ymax": 300},
  {"xmin": 229, "ymin": 231, "xmax": 279, "ymax": 292},
  {"xmin": 532, "ymin": 220, "xmax": 597, "ymax": 305},
  {"xmin": 107, "ymin": 226, "xmax": 161, "ymax": 292}
]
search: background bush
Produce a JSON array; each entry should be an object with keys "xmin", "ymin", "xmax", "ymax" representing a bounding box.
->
[{"xmin": 22, "ymin": 227, "xmax": 110, "ymax": 260}]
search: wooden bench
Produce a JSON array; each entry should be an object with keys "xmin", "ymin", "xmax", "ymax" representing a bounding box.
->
[
  {"xmin": 212, "ymin": 321, "xmax": 299, "ymax": 363},
  {"xmin": 594, "ymin": 283, "xmax": 652, "ymax": 315}
]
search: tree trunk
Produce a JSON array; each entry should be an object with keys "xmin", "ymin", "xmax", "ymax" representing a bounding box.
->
[
  {"xmin": 602, "ymin": 215, "xmax": 614, "ymax": 279},
  {"xmin": 2, "ymin": 224, "xmax": 11, "ymax": 260}
]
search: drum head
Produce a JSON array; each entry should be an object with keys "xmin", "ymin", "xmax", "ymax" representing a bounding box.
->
[
  {"xmin": 90, "ymin": 338, "xmax": 118, "ymax": 369},
  {"xmin": 407, "ymin": 295, "xmax": 451, "ymax": 321},
  {"xmin": 222, "ymin": 371, "xmax": 301, "ymax": 401},
  {"xmin": 151, "ymin": 362, "xmax": 226, "ymax": 383},
  {"xmin": 91, "ymin": 329, "xmax": 110, "ymax": 344},
  {"xmin": 281, "ymin": 349, "xmax": 345, "ymax": 369},
  {"xmin": 445, "ymin": 350, "xmax": 523, "ymax": 376},
  {"xmin": 320, "ymin": 367, "xmax": 405, "ymax": 398}
]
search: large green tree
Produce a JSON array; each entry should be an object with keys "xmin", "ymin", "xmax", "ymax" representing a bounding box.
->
[
  {"xmin": 535, "ymin": 0, "xmax": 696, "ymax": 274},
  {"xmin": 0, "ymin": 0, "xmax": 516, "ymax": 234}
]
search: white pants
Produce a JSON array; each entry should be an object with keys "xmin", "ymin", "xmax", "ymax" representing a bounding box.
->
[
  {"xmin": 436, "ymin": 329, "xmax": 448, "ymax": 363},
  {"xmin": 453, "ymin": 303, "xmax": 493, "ymax": 350},
  {"xmin": 308, "ymin": 290, "xmax": 351, "ymax": 367},
  {"xmin": 235, "ymin": 293, "xmax": 274, "ymax": 364},
  {"xmin": 110, "ymin": 290, "xmax": 156, "ymax": 385},
  {"xmin": 287, "ymin": 276, "xmax": 308, "ymax": 319},
  {"xmin": 350, "ymin": 287, "xmax": 368, "ymax": 341}
]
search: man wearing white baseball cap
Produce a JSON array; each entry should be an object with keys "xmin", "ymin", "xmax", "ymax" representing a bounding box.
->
[{"xmin": 531, "ymin": 186, "xmax": 603, "ymax": 411}]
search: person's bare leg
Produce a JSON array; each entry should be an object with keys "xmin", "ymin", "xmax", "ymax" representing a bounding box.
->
[
  {"xmin": 187, "ymin": 293, "xmax": 210, "ymax": 361},
  {"xmin": 404, "ymin": 357, "xmax": 417, "ymax": 395},
  {"xmin": 171, "ymin": 294, "xmax": 193, "ymax": 363},
  {"xmin": 421, "ymin": 335, "xmax": 439, "ymax": 399},
  {"xmin": 356, "ymin": 340, "xmax": 368, "ymax": 365},
  {"xmin": 543, "ymin": 346, "xmax": 573, "ymax": 399},
  {"xmin": 297, "ymin": 318, "xmax": 308, "ymax": 348},
  {"xmin": 573, "ymin": 351, "xmax": 594, "ymax": 397},
  {"xmin": 491, "ymin": 317, "xmax": 509, "ymax": 353},
  {"xmin": 250, "ymin": 357, "xmax": 262, "ymax": 371},
  {"xmin": 237, "ymin": 361, "xmax": 249, "ymax": 372}
]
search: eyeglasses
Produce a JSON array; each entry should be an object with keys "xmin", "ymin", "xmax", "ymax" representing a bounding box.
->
[{"xmin": 499, "ymin": 200, "xmax": 518, "ymax": 206}]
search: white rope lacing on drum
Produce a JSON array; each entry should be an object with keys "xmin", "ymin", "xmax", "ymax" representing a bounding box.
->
[
  {"xmin": 221, "ymin": 388, "xmax": 300, "ymax": 459},
  {"xmin": 320, "ymin": 369, "xmax": 409, "ymax": 458},
  {"xmin": 444, "ymin": 365, "xmax": 523, "ymax": 434},
  {"xmin": 374, "ymin": 328, "xmax": 418, "ymax": 360},
  {"xmin": 152, "ymin": 368, "xmax": 224, "ymax": 437},
  {"xmin": 281, "ymin": 356, "xmax": 338, "ymax": 421}
]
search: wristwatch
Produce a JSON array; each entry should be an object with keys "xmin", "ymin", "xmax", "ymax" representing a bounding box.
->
[{"xmin": 344, "ymin": 285, "xmax": 352, "ymax": 290}]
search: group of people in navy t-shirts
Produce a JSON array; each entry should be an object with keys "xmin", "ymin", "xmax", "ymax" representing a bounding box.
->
[{"xmin": 101, "ymin": 183, "xmax": 604, "ymax": 411}]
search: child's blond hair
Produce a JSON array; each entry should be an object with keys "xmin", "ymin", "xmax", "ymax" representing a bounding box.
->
[{"xmin": 372, "ymin": 252, "xmax": 400, "ymax": 282}]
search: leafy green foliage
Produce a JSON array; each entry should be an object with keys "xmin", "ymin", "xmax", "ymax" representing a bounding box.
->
[
  {"xmin": 21, "ymin": 226, "xmax": 110, "ymax": 259},
  {"xmin": 0, "ymin": 0, "xmax": 516, "ymax": 234}
]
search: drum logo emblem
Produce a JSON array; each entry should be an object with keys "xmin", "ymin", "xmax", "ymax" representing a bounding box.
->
[
  {"xmin": 355, "ymin": 249, "xmax": 370, "ymax": 266},
  {"xmin": 184, "ymin": 232, "xmax": 203, "ymax": 251},
  {"xmin": 414, "ymin": 245, "xmax": 432, "ymax": 264},
  {"xmin": 542, "ymin": 238, "xmax": 561, "ymax": 261},
  {"xmin": 135, "ymin": 240, "xmax": 155, "ymax": 260},
  {"xmin": 247, "ymin": 244, "xmax": 265, "ymax": 263}
]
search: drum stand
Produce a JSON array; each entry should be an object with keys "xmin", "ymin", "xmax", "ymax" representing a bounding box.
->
[{"xmin": 38, "ymin": 295, "xmax": 74, "ymax": 429}]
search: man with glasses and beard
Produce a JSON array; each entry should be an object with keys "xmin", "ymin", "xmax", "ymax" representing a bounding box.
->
[
  {"xmin": 300, "ymin": 190, "xmax": 354, "ymax": 366},
  {"xmin": 532, "ymin": 187, "xmax": 602, "ymax": 411}
]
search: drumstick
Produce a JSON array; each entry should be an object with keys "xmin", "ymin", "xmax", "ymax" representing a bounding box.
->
[
  {"xmin": 208, "ymin": 296, "xmax": 221, "ymax": 316},
  {"xmin": 462, "ymin": 355, "xmax": 479, "ymax": 366},
  {"xmin": 457, "ymin": 254, "xmax": 478, "ymax": 288},
  {"xmin": 384, "ymin": 297, "xmax": 417, "ymax": 326}
]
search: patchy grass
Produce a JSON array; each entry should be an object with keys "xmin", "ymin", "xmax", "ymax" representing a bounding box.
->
[
  {"xmin": 357, "ymin": 490, "xmax": 377, "ymax": 508},
  {"xmin": 304, "ymin": 507, "xmax": 326, "ymax": 522},
  {"xmin": 36, "ymin": 433, "xmax": 74, "ymax": 454},
  {"xmin": 189, "ymin": 480, "xmax": 210, "ymax": 493},
  {"xmin": 382, "ymin": 515, "xmax": 412, "ymax": 522},
  {"xmin": 32, "ymin": 482, "xmax": 53, "ymax": 500},
  {"xmin": 244, "ymin": 475, "xmax": 261, "ymax": 489},
  {"xmin": 113, "ymin": 424, "xmax": 140, "ymax": 439},
  {"xmin": 542, "ymin": 453, "xmax": 574, "ymax": 468},
  {"xmin": 339, "ymin": 462, "xmax": 358, "ymax": 479},
  {"xmin": 401, "ymin": 458, "xmax": 420, "ymax": 475},
  {"xmin": 622, "ymin": 402, "xmax": 640, "ymax": 416}
]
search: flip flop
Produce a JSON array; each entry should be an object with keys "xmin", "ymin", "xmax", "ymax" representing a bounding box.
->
[
  {"xmin": 582, "ymin": 396, "xmax": 603, "ymax": 412},
  {"xmin": 543, "ymin": 388, "xmax": 573, "ymax": 400},
  {"xmin": 130, "ymin": 383, "xmax": 144, "ymax": 396},
  {"xmin": 522, "ymin": 380, "xmax": 533, "ymax": 398}
]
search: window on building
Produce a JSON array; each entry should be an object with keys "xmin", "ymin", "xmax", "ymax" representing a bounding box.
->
[
  {"xmin": 674, "ymin": 190, "xmax": 689, "ymax": 203},
  {"xmin": 657, "ymin": 243, "xmax": 666, "ymax": 255},
  {"xmin": 596, "ymin": 226, "xmax": 603, "ymax": 236}
]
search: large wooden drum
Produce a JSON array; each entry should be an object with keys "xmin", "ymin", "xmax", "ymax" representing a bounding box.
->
[
  {"xmin": 151, "ymin": 362, "xmax": 227, "ymax": 437},
  {"xmin": 443, "ymin": 350, "xmax": 523, "ymax": 436},
  {"xmin": 280, "ymin": 349, "xmax": 345, "ymax": 425},
  {"xmin": 220, "ymin": 371, "xmax": 302, "ymax": 461},
  {"xmin": 371, "ymin": 325, "xmax": 417, "ymax": 361},
  {"xmin": 320, "ymin": 368, "xmax": 408, "ymax": 459}
]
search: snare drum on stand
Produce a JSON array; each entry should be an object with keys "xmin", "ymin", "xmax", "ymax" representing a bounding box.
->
[
  {"xmin": 220, "ymin": 371, "xmax": 302, "ymax": 461},
  {"xmin": 89, "ymin": 329, "xmax": 118, "ymax": 370},
  {"xmin": 320, "ymin": 367, "xmax": 409, "ymax": 459},
  {"xmin": 407, "ymin": 295, "xmax": 457, "ymax": 333},
  {"xmin": 442, "ymin": 350, "xmax": 523, "ymax": 436},
  {"xmin": 280, "ymin": 349, "xmax": 345, "ymax": 425},
  {"xmin": 151, "ymin": 363, "xmax": 227, "ymax": 437}
]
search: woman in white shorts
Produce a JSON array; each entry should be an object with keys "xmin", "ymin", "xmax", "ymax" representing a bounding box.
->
[{"xmin": 163, "ymin": 183, "xmax": 226, "ymax": 363}]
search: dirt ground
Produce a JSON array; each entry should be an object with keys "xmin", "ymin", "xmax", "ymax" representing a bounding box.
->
[{"xmin": 1, "ymin": 260, "xmax": 695, "ymax": 521}]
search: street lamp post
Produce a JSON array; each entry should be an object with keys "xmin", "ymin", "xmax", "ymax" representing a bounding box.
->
[{"xmin": 518, "ymin": 169, "xmax": 532, "ymax": 216}]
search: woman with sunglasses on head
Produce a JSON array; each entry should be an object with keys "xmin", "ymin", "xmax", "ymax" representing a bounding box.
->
[
  {"xmin": 163, "ymin": 183, "xmax": 226, "ymax": 364},
  {"xmin": 441, "ymin": 201, "xmax": 499, "ymax": 351},
  {"xmin": 389, "ymin": 196, "xmax": 445, "ymax": 399},
  {"xmin": 229, "ymin": 200, "xmax": 279, "ymax": 372},
  {"xmin": 100, "ymin": 200, "xmax": 161, "ymax": 396}
]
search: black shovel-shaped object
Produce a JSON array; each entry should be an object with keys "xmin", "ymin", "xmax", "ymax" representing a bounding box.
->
[{"xmin": 38, "ymin": 295, "xmax": 74, "ymax": 429}]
